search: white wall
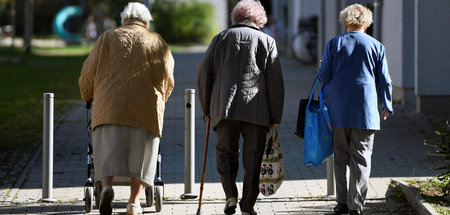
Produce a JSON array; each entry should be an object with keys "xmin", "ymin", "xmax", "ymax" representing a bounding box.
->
[
  {"xmin": 323, "ymin": 0, "xmax": 342, "ymax": 43},
  {"xmin": 415, "ymin": 0, "xmax": 450, "ymax": 95},
  {"xmin": 207, "ymin": 0, "xmax": 228, "ymax": 31},
  {"xmin": 287, "ymin": 0, "xmax": 302, "ymax": 39},
  {"xmin": 300, "ymin": 0, "xmax": 318, "ymax": 19},
  {"xmin": 381, "ymin": 0, "xmax": 404, "ymax": 88}
]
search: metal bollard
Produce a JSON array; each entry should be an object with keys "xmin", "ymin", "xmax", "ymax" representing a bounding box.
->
[
  {"xmin": 40, "ymin": 93, "xmax": 56, "ymax": 202},
  {"xmin": 326, "ymin": 156, "xmax": 335, "ymax": 196},
  {"xmin": 181, "ymin": 89, "xmax": 197, "ymax": 199}
]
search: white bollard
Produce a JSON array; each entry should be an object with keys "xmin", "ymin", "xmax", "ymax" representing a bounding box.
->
[
  {"xmin": 40, "ymin": 93, "xmax": 56, "ymax": 202},
  {"xmin": 326, "ymin": 157, "xmax": 335, "ymax": 196},
  {"xmin": 181, "ymin": 89, "xmax": 197, "ymax": 199}
]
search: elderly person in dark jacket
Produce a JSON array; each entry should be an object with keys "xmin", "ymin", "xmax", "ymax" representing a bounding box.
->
[{"xmin": 197, "ymin": 0, "xmax": 284, "ymax": 214}]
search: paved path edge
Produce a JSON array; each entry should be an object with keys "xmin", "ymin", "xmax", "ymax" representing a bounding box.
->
[
  {"xmin": 392, "ymin": 179, "xmax": 439, "ymax": 215},
  {"xmin": 3, "ymin": 147, "xmax": 42, "ymax": 203}
]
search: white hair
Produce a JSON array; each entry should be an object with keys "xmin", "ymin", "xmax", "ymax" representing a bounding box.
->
[
  {"xmin": 120, "ymin": 2, "xmax": 153, "ymax": 28},
  {"xmin": 339, "ymin": 4, "xmax": 373, "ymax": 28}
]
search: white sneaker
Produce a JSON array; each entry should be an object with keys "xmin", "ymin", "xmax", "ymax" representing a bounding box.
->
[
  {"xmin": 99, "ymin": 186, "xmax": 114, "ymax": 215},
  {"xmin": 126, "ymin": 203, "xmax": 143, "ymax": 215}
]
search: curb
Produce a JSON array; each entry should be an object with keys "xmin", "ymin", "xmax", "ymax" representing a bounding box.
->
[{"xmin": 392, "ymin": 179, "xmax": 439, "ymax": 215}]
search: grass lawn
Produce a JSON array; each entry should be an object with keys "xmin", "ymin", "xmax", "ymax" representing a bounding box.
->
[{"xmin": 0, "ymin": 45, "xmax": 91, "ymax": 156}]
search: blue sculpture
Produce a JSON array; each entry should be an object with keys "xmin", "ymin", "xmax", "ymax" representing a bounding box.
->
[{"xmin": 53, "ymin": 6, "xmax": 83, "ymax": 43}]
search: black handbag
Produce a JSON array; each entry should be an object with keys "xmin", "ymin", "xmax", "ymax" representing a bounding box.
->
[{"xmin": 295, "ymin": 78, "xmax": 320, "ymax": 139}]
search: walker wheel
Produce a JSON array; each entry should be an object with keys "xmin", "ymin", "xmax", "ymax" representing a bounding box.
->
[
  {"xmin": 84, "ymin": 187, "xmax": 93, "ymax": 213},
  {"xmin": 145, "ymin": 185, "xmax": 154, "ymax": 207},
  {"xmin": 155, "ymin": 185, "xmax": 163, "ymax": 212}
]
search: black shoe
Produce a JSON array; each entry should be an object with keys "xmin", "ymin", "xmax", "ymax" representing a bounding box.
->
[
  {"xmin": 241, "ymin": 211, "xmax": 257, "ymax": 215},
  {"xmin": 349, "ymin": 210, "xmax": 362, "ymax": 215},
  {"xmin": 224, "ymin": 197, "xmax": 237, "ymax": 214},
  {"xmin": 239, "ymin": 201, "xmax": 257, "ymax": 215},
  {"xmin": 99, "ymin": 186, "xmax": 114, "ymax": 215},
  {"xmin": 334, "ymin": 203, "xmax": 349, "ymax": 214}
]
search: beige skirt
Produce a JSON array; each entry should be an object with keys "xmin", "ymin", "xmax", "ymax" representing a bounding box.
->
[{"xmin": 92, "ymin": 124, "xmax": 160, "ymax": 186}]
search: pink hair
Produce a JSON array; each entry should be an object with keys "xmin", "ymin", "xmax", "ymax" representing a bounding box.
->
[{"xmin": 231, "ymin": 0, "xmax": 268, "ymax": 27}]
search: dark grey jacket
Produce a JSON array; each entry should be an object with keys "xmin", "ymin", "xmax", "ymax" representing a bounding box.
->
[{"xmin": 197, "ymin": 21, "xmax": 284, "ymax": 129}]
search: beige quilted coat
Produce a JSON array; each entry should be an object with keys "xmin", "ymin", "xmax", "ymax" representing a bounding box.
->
[{"xmin": 79, "ymin": 20, "xmax": 174, "ymax": 137}]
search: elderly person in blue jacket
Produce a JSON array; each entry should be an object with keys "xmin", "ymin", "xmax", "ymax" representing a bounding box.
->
[
  {"xmin": 317, "ymin": 4, "xmax": 393, "ymax": 215},
  {"xmin": 197, "ymin": 0, "xmax": 284, "ymax": 214}
]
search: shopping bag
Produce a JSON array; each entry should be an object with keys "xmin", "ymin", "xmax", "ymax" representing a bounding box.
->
[
  {"xmin": 259, "ymin": 126, "xmax": 285, "ymax": 196},
  {"xmin": 304, "ymin": 79, "xmax": 333, "ymax": 167},
  {"xmin": 295, "ymin": 78, "xmax": 319, "ymax": 139}
]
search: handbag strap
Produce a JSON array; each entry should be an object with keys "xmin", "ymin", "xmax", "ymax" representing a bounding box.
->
[
  {"xmin": 264, "ymin": 126, "xmax": 277, "ymax": 157},
  {"xmin": 307, "ymin": 78, "xmax": 327, "ymax": 109},
  {"xmin": 273, "ymin": 127, "xmax": 277, "ymax": 143},
  {"xmin": 265, "ymin": 126, "xmax": 276, "ymax": 146},
  {"xmin": 319, "ymin": 84, "xmax": 327, "ymax": 109},
  {"xmin": 307, "ymin": 77, "xmax": 318, "ymax": 100},
  {"xmin": 306, "ymin": 79, "xmax": 319, "ymax": 108}
]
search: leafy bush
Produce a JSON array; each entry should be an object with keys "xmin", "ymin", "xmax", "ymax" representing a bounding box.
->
[
  {"xmin": 410, "ymin": 175, "xmax": 450, "ymax": 214},
  {"xmin": 425, "ymin": 120, "xmax": 450, "ymax": 174},
  {"xmin": 419, "ymin": 174, "xmax": 450, "ymax": 196},
  {"xmin": 424, "ymin": 120, "xmax": 450, "ymax": 199},
  {"xmin": 151, "ymin": 1, "xmax": 218, "ymax": 43}
]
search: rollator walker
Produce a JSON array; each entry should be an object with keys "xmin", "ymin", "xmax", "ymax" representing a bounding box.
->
[{"xmin": 82, "ymin": 100, "xmax": 164, "ymax": 213}]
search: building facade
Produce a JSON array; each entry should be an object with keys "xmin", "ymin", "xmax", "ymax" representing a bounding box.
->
[{"xmin": 270, "ymin": 0, "xmax": 450, "ymax": 114}]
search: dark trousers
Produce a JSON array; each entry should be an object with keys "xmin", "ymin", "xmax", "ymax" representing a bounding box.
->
[{"xmin": 215, "ymin": 120, "xmax": 268, "ymax": 212}]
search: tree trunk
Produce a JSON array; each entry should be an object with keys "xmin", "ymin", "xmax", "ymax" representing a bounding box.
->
[
  {"xmin": 10, "ymin": 0, "xmax": 16, "ymax": 48},
  {"xmin": 24, "ymin": 0, "xmax": 34, "ymax": 53}
]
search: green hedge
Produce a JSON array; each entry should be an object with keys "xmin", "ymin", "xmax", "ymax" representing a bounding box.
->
[{"xmin": 151, "ymin": 1, "xmax": 218, "ymax": 43}]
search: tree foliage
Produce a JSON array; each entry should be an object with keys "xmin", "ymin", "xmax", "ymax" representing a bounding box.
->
[{"xmin": 151, "ymin": 1, "xmax": 218, "ymax": 43}]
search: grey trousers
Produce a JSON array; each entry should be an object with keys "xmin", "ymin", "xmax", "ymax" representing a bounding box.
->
[
  {"xmin": 333, "ymin": 128, "xmax": 375, "ymax": 212},
  {"xmin": 215, "ymin": 120, "xmax": 268, "ymax": 212}
]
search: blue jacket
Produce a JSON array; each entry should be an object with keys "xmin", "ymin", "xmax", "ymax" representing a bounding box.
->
[{"xmin": 317, "ymin": 31, "xmax": 393, "ymax": 130}]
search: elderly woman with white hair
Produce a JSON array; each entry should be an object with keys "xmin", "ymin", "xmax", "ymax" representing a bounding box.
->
[
  {"xmin": 79, "ymin": 2, "xmax": 174, "ymax": 215},
  {"xmin": 197, "ymin": 0, "xmax": 284, "ymax": 214},
  {"xmin": 317, "ymin": 4, "xmax": 393, "ymax": 215}
]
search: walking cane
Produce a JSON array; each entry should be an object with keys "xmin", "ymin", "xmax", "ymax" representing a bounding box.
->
[{"xmin": 196, "ymin": 116, "xmax": 210, "ymax": 215}]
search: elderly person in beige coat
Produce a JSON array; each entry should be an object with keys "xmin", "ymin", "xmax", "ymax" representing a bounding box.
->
[
  {"xmin": 197, "ymin": 0, "xmax": 284, "ymax": 214},
  {"xmin": 79, "ymin": 2, "xmax": 174, "ymax": 215}
]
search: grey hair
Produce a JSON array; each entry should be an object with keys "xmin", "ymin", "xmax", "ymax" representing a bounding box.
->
[
  {"xmin": 120, "ymin": 2, "xmax": 153, "ymax": 28},
  {"xmin": 339, "ymin": 3, "xmax": 373, "ymax": 28},
  {"xmin": 231, "ymin": 0, "xmax": 267, "ymax": 27}
]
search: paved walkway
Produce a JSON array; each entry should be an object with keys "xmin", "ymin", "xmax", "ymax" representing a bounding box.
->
[{"xmin": 0, "ymin": 46, "xmax": 441, "ymax": 214}]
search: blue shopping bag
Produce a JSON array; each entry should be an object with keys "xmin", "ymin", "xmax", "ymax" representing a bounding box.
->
[{"xmin": 304, "ymin": 79, "xmax": 333, "ymax": 167}]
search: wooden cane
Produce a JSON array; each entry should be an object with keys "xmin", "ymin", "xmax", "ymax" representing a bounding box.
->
[{"xmin": 196, "ymin": 116, "xmax": 210, "ymax": 215}]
